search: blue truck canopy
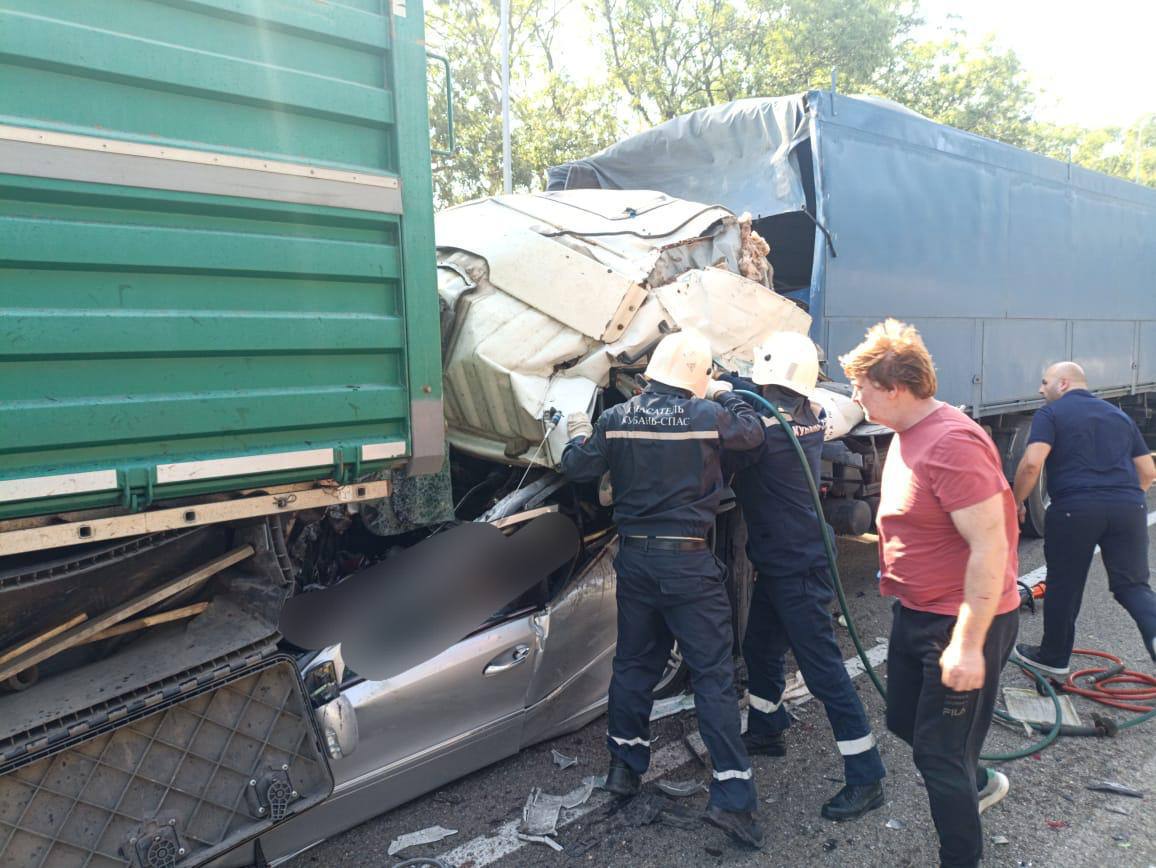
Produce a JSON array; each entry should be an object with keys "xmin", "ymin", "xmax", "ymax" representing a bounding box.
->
[{"xmin": 550, "ymin": 92, "xmax": 1156, "ymax": 416}]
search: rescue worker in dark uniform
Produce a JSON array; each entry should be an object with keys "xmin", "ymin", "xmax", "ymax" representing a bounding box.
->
[
  {"xmin": 721, "ymin": 332, "xmax": 887, "ymax": 822},
  {"xmin": 560, "ymin": 330, "xmax": 767, "ymax": 848}
]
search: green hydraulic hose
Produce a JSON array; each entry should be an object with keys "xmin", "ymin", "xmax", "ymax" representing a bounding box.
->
[
  {"xmin": 733, "ymin": 390, "xmax": 1062, "ymax": 761},
  {"xmin": 1118, "ymin": 707, "xmax": 1156, "ymax": 730}
]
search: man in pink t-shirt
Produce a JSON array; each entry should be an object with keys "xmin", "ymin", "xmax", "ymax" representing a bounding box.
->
[{"xmin": 841, "ymin": 320, "xmax": 1020, "ymax": 868}]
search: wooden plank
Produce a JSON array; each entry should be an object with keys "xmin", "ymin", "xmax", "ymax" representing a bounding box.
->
[
  {"xmin": 0, "ymin": 545, "xmax": 253, "ymax": 683},
  {"xmin": 80, "ymin": 602, "xmax": 210, "ymax": 645},
  {"xmin": 0, "ymin": 613, "xmax": 88, "ymax": 668},
  {"xmin": 0, "ymin": 480, "xmax": 391, "ymax": 557}
]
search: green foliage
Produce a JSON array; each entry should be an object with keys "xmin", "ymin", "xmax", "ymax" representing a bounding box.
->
[
  {"xmin": 869, "ymin": 32, "xmax": 1038, "ymax": 147},
  {"xmin": 427, "ymin": 0, "xmax": 1155, "ymax": 197},
  {"xmin": 426, "ymin": 0, "xmax": 622, "ymax": 205},
  {"xmin": 594, "ymin": 0, "xmax": 916, "ymax": 123},
  {"xmin": 1027, "ymin": 117, "xmax": 1156, "ymax": 187}
]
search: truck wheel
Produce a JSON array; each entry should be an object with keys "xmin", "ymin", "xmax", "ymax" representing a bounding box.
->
[
  {"xmin": 716, "ymin": 505, "xmax": 755, "ymax": 654},
  {"xmin": 652, "ymin": 643, "xmax": 688, "ymax": 698},
  {"xmin": 1002, "ymin": 417, "xmax": 1047, "ymax": 538},
  {"xmin": 650, "ymin": 506, "xmax": 754, "ymax": 700}
]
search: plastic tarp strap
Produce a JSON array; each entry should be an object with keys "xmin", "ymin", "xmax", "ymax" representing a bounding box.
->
[{"xmin": 547, "ymin": 95, "xmax": 811, "ymax": 219}]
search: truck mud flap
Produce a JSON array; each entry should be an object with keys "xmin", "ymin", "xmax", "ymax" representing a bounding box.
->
[{"xmin": 0, "ymin": 656, "xmax": 332, "ymax": 868}]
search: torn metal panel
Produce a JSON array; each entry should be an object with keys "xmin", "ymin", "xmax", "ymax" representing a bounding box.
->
[
  {"xmin": 654, "ymin": 267, "xmax": 811, "ymax": 371},
  {"xmin": 519, "ymin": 778, "xmax": 598, "ymax": 839},
  {"xmin": 436, "ymin": 190, "xmax": 813, "ymax": 468},
  {"xmin": 437, "ymin": 196, "xmax": 652, "ymax": 342}
]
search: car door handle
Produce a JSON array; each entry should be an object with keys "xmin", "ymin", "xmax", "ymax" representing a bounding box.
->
[{"xmin": 484, "ymin": 644, "xmax": 530, "ymax": 676}]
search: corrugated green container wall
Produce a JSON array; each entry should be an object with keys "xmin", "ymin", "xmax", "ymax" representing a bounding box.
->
[{"xmin": 0, "ymin": 0, "xmax": 443, "ymax": 517}]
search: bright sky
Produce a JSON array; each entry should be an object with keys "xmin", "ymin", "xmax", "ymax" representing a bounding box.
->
[
  {"xmin": 556, "ymin": 1, "xmax": 1153, "ymax": 131},
  {"xmin": 916, "ymin": 0, "xmax": 1153, "ymax": 128}
]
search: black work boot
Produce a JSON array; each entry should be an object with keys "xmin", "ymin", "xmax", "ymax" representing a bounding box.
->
[
  {"xmin": 742, "ymin": 730, "xmax": 786, "ymax": 757},
  {"xmin": 703, "ymin": 805, "xmax": 765, "ymax": 849},
  {"xmin": 604, "ymin": 758, "xmax": 641, "ymax": 798},
  {"xmin": 820, "ymin": 782, "xmax": 885, "ymax": 821}
]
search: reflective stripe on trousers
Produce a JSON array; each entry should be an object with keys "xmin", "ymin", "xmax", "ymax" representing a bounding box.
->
[{"xmin": 747, "ymin": 692, "xmax": 782, "ymax": 714}]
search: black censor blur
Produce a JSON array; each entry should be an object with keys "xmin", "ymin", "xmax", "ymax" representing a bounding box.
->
[{"xmin": 279, "ymin": 514, "xmax": 579, "ymax": 679}]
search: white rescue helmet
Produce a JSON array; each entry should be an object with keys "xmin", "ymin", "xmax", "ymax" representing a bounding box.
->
[
  {"xmin": 644, "ymin": 330, "xmax": 712, "ymax": 398},
  {"xmin": 752, "ymin": 331, "xmax": 820, "ymax": 396}
]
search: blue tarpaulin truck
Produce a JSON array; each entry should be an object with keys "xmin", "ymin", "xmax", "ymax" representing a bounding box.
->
[{"xmin": 550, "ymin": 91, "xmax": 1156, "ymax": 536}]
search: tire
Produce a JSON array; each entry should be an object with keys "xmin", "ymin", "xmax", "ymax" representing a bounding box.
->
[
  {"xmin": 651, "ymin": 642, "xmax": 688, "ymax": 699},
  {"xmin": 651, "ymin": 505, "xmax": 755, "ymax": 700},
  {"xmin": 715, "ymin": 504, "xmax": 755, "ymax": 654},
  {"xmin": 1000, "ymin": 416, "xmax": 1047, "ymax": 538}
]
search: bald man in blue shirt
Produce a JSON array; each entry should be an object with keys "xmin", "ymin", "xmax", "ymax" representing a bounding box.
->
[{"xmin": 1011, "ymin": 362, "xmax": 1156, "ymax": 673}]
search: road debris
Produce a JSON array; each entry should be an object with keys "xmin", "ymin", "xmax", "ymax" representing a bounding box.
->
[
  {"xmin": 885, "ymin": 818, "xmax": 905, "ymax": 831},
  {"xmin": 1045, "ymin": 820, "xmax": 1070, "ymax": 830},
  {"xmin": 780, "ymin": 671, "xmax": 810, "ymax": 703},
  {"xmin": 685, "ymin": 731, "xmax": 710, "ymax": 767},
  {"xmin": 394, "ymin": 859, "xmax": 452, "ymax": 868},
  {"xmin": 991, "ymin": 835, "xmax": 1010, "ymax": 845},
  {"xmin": 609, "ymin": 790, "xmax": 698, "ymax": 830},
  {"xmin": 651, "ymin": 692, "xmax": 696, "ymax": 721},
  {"xmin": 388, "ymin": 826, "xmax": 458, "ymax": 856},
  {"xmin": 551, "ymin": 749, "xmax": 578, "ymax": 770},
  {"xmin": 520, "ymin": 779, "xmax": 598, "ymax": 838},
  {"xmin": 561, "ymin": 778, "xmax": 596, "ymax": 809},
  {"xmin": 1004, "ymin": 687, "xmax": 1082, "ymax": 726},
  {"xmin": 656, "ymin": 779, "xmax": 708, "ymax": 798},
  {"xmin": 1101, "ymin": 804, "xmax": 1133, "ymax": 816},
  {"xmin": 516, "ymin": 833, "xmax": 564, "ymax": 852},
  {"xmin": 1086, "ymin": 780, "xmax": 1144, "ymax": 798},
  {"xmin": 521, "ymin": 788, "xmax": 562, "ymax": 836},
  {"xmin": 823, "ymin": 838, "xmax": 838, "ymax": 852}
]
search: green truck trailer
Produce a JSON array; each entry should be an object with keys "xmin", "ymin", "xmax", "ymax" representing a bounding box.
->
[{"xmin": 0, "ymin": 2, "xmax": 445, "ymax": 864}]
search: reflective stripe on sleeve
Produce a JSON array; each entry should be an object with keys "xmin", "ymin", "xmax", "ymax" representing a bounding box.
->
[
  {"xmin": 747, "ymin": 693, "xmax": 783, "ymax": 714},
  {"xmin": 713, "ymin": 768, "xmax": 754, "ymax": 781},
  {"xmin": 605, "ymin": 430, "xmax": 719, "ymax": 441},
  {"xmin": 836, "ymin": 734, "xmax": 877, "ymax": 756}
]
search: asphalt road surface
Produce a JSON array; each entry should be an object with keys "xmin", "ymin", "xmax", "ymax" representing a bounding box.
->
[{"xmin": 290, "ymin": 494, "xmax": 1156, "ymax": 868}]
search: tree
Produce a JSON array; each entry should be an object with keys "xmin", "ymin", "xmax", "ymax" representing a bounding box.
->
[
  {"xmin": 426, "ymin": 0, "xmax": 622, "ymax": 205},
  {"xmin": 870, "ymin": 31, "xmax": 1039, "ymax": 148},
  {"xmin": 426, "ymin": 0, "xmax": 1155, "ymax": 198},
  {"xmin": 593, "ymin": 0, "xmax": 916, "ymax": 125},
  {"xmin": 1027, "ymin": 116, "xmax": 1156, "ymax": 188}
]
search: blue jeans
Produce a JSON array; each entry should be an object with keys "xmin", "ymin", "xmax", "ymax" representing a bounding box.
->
[{"xmin": 742, "ymin": 569, "xmax": 885, "ymax": 786}]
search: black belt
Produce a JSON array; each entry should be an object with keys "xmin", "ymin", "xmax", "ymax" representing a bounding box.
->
[{"xmin": 622, "ymin": 536, "xmax": 708, "ymax": 552}]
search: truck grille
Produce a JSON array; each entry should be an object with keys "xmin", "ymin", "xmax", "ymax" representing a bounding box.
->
[{"xmin": 0, "ymin": 658, "xmax": 331, "ymax": 867}]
